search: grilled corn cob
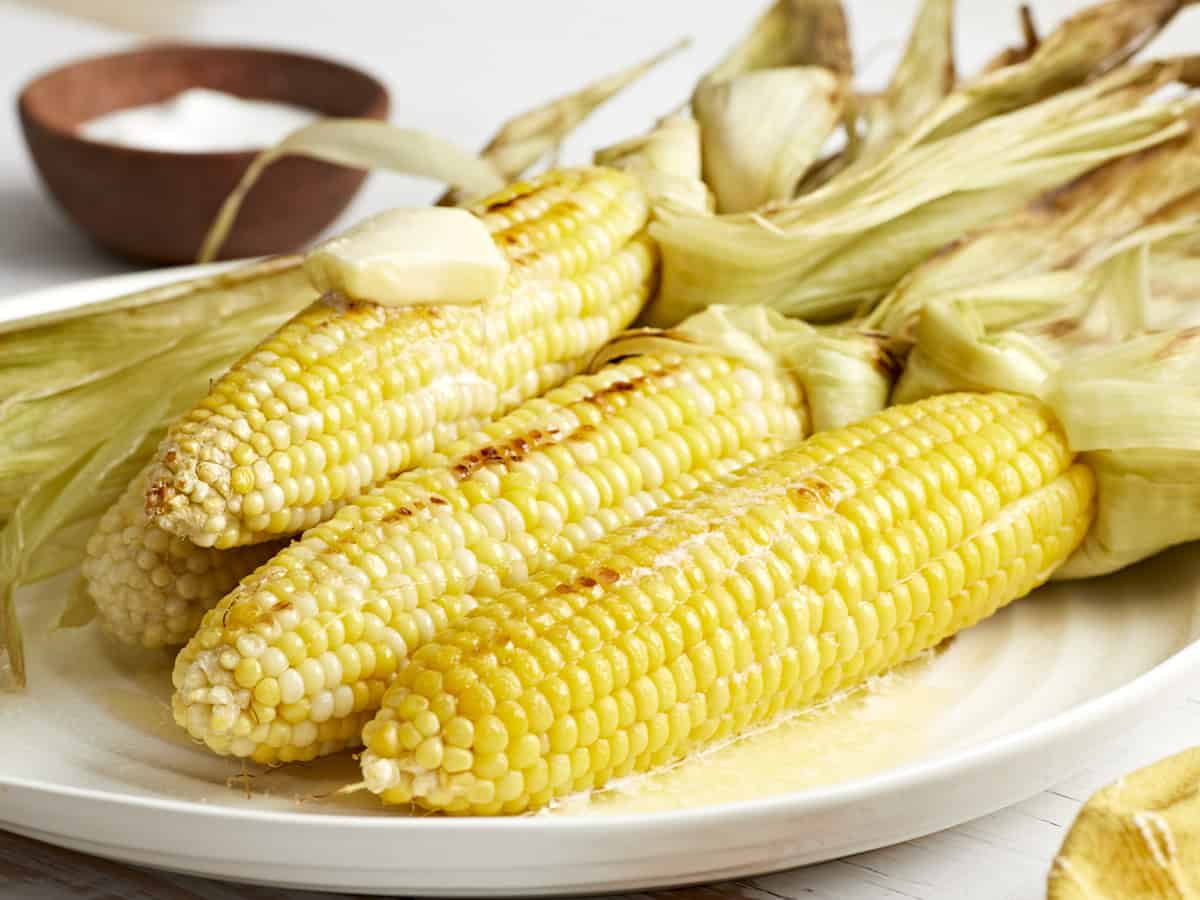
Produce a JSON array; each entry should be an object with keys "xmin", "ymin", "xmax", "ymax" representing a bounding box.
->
[
  {"xmin": 172, "ymin": 346, "xmax": 807, "ymax": 762},
  {"xmin": 359, "ymin": 392, "xmax": 1096, "ymax": 814},
  {"xmin": 83, "ymin": 466, "xmax": 283, "ymax": 649},
  {"xmin": 147, "ymin": 167, "xmax": 655, "ymax": 549}
]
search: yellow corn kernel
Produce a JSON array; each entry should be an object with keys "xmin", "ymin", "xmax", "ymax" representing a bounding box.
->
[
  {"xmin": 83, "ymin": 464, "xmax": 280, "ymax": 650},
  {"xmin": 171, "ymin": 345, "xmax": 808, "ymax": 763},
  {"xmin": 360, "ymin": 393, "xmax": 1097, "ymax": 814},
  {"xmin": 146, "ymin": 168, "xmax": 655, "ymax": 549}
]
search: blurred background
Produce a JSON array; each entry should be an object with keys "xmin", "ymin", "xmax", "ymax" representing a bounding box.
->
[{"xmin": 3, "ymin": 0, "xmax": 1199, "ymax": 293}]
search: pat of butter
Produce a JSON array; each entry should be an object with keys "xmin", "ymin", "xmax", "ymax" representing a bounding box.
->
[{"xmin": 304, "ymin": 207, "xmax": 508, "ymax": 306}]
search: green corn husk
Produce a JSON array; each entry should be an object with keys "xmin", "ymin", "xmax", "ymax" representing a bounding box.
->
[
  {"xmin": 893, "ymin": 222, "xmax": 1200, "ymax": 579},
  {"xmin": 647, "ymin": 61, "xmax": 1189, "ymax": 326},
  {"xmin": 0, "ymin": 264, "xmax": 317, "ymax": 689}
]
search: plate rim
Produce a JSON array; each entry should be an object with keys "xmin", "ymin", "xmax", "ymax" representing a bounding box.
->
[{"xmin": 2, "ymin": 626, "xmax": 1195, "ymax": 832}]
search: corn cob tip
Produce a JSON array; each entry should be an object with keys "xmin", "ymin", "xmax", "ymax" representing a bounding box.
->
[{"xmin": 85, "ymin": 465, "xmax": 281, "ymax": 648}]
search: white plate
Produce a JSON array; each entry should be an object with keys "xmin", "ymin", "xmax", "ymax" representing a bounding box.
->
[{"xmin": 2, "ymin": 267, "xmax": 1200, "ymax": 896}]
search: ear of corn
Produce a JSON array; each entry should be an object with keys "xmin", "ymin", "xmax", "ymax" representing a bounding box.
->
[
  {"xmin": 83, "ymin": 466, "xmax": 283, "ymax": 649},
  {"xmin": 359, "ymin": 392, "xmax": 1096, "ymax": 814},
  {"xmin": 171, "ymin": 346, "xmax": 806, "ymax": 762},
  {"xmin": 146, "ymin": 167, "xmax": 656, "ymax": 550}
]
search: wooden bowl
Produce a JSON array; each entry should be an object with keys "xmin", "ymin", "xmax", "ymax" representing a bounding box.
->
[{"xmin": 17, "ymin": 44, "xmax": 390, "ymax": 263}]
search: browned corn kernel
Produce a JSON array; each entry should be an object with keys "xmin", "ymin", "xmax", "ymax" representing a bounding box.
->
[
  {"xmin": 171, "ymin": 349, "xmax": 807, "ymax": 763},
  {"xmin": 147, "ymin": 168, "xmax": 654, "ymax": 549},
  {"xmin": 360, "ymin": 392, "xmax": 1096, "ymax": 814}
]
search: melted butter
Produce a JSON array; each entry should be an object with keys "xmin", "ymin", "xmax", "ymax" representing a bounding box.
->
[
  {"xmin": 98, "ymin": 688, "xmax": 195, "ymax": 751},
  {"xmin": 555, "ymin": 650, "xmax": 950, "ymax": 816}
]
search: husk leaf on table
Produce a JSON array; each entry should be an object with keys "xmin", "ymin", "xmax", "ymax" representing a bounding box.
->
[
  {"xmin": 647, "ymin": 62, "xmax": 1190, "ymax": 326},
  {"xmin": 893, "ymin": 222, "xmax": 1200, "ymax": 580},
  {"xmin": 1047, "ymin": 746, "xmax": 1200, "ymax": 900},
  {"xmin": 0, "ymin": 267, "xmax": 317, "ymax": 689}
]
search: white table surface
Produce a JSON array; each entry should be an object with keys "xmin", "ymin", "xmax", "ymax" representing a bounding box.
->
[{"xmin": 1, "ymin": 1, "xmax": 1198, "ymax": 898}]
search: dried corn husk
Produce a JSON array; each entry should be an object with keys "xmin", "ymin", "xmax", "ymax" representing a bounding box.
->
[
  {"xmin": 979, "ymin": 4, "xmax": 1042, "ymax": 74},
  {"xmin": 0, "ymin": 264, "xmax": 317, "ymax": 689},
  {"xmin": 199, "ymin": 122, "xmax": 506, "ymax": 262},
  {"xmin": 678, "ymin": 305, "xmax": 898, "ymax": 431},
  {"xmin": 595, "ymin": 304, "xmax": 897, "ymax": 435},
  {"xmin": 595, "ymin": 115, "xmax": 710, "ymax": 212},
  {"xmin": 842, "ymin": 0, "xmax": 956, "ymax": 175},
  {"xmin": 701, "ymin": 0, "xmax": 852, "ymax": 85},
  {"xmin": 918, "ymin": 0, "xmax": 1185, "ymax": 144},
  {"xmin": 894, "ymin": 223, "xmax": 1200, "ymax": 579},
  {"xmin": 868, "ymin": 116, "xmax": 1200, "ymax": 338},
  {"xmin": 201, "ymin": 40, "xmax": 688, "ymax": 260},
  {"xmin": 439, "ymin": 38, "xmax": 690, "ymax": 206},
  {"xmin": 647, "ymin": 62, "xmax": 1189, "ymax": 326},
  {"xmin": 694, "ymin": 66, "xmax": 844, "ymax": 213}
]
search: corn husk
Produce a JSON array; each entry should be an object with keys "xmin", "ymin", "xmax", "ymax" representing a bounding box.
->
[
  {"xmin": 980, "ymin": 5, "xmax": 1042, "ymax": 74},
  {"xmin": 694, "ymin": 66, "xmax": 845, "ymax": 213},
  {"xmin": 841, "ymin": 0, "xmax": 956, "ymax": 175},
  {"xmin": 647, "ymin": 61, "xmax": 1189, "ymax": 326},
  {"xmin": 0, "ymin": 264, "xmax": 316, "ymax": 689},
  {"xmin": 201, "ymin": 39, "xmax": 689, "ymax": 260},
  {"xmin": 893, "ymin": 223, "xmax": 1200, "ymax": 580},
  {"xmin": 917, "ymin": 0, "xmax": 1185, "ymax": 144},
  {"xmin": 673, "ymin": 305, "xmax": 898, "ymax": 432},
  {"xmin": 867, "ymin": 116, "xmax": 1200, "ymax": 338},
  {"xmin": 439, "ymin": 38, "xmax": 690, "ymax": 206},
  {"xmin": 198, "ymin": 122, "xmax": 507, "ymax": 262},
  {"xmin": 595, "ymin": 115, "xmax": 711, "ymax": 213},
  {"xmin": 701, "ymin": 0, "xmax": 852, "ymax": 85}
]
